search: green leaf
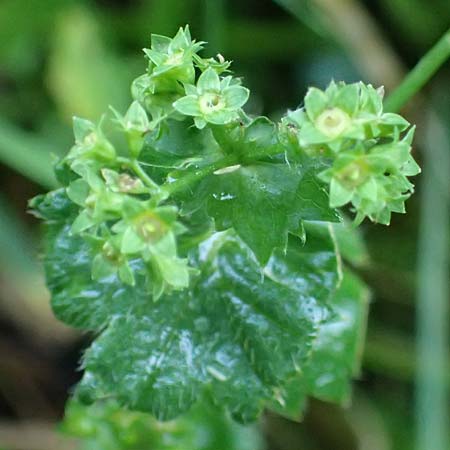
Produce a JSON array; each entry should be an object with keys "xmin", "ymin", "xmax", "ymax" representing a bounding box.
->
[
  {"xmin": 303, "ymin": 269, "xmax": 369, "ymax": 403},
  {"xmin": 139, "ymin": 119, "xmax": 221, "ymax": 171},
  {"xmin": 29, "ymin": 188, "xmax": 78, "ymax": 221},
  {"xmin": 331, "ymin": 219, "xmax": 369, "ymax": 267},
  {"xmin": 62, "ymin": 399, "xmax": 264, "ymax": 450},
  {"xmin": 290, "ymin": 165, "xmax": 341, "ymax": 224},
  {"xmin": 205, "ymin": 164, "xmax": 292, "ymax": 263},
  {"xmin": 185, "ymin": 161, "xmax": 339, "ymax": 265},
  {"xmin": 271, "ymin": 269, "xmax": 369, "ymax": 420},
  {"xmin": 44, "ymin": 229, "xmax": 148, "ymax": 331},
  {"xmin": 176, "ymin": 118, "xmax": 339, "ymax": 265},
  {"xmin": 43, "ymin": 209, "xmax": 339, "ymax": 421}
]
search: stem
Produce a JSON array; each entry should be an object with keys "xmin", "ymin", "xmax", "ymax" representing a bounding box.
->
[
  {"xmin": 384, "ymin": 28, "xmax": 450, "ymax": 112},
  {"xmin": 415, "ymin": 108, "xmax": 450, "ymax": 450},
  {"xmin": 131, "ymin": 160, "xmax": 160, "ymax": 193},
  {"xmin": 160, "ymin": 154, "xmax": 238, "ymax": 197},
  {"xmin": 119, "ymin": 136, "xmax": 285, "ymax": 200},
  {"xmin": 159, "ymin": 140, "xmax": 286, "ymax": 197}
]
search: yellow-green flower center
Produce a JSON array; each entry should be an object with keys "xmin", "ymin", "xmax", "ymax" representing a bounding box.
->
[
  {"xmin": 337, "ymin": 159, "xmax": 369, "ymax": 188},
  {"xmin": 134, "ymin": 212, "xmax": 167, "ymax": 242},
  {"xmin": 199, "ymin": 93, "xmax": 225, "ymax": 114},
  {"xmin": 83, "ymin": 132, "xmax": 97, "ymax": 147},
  {"xmin": 315, "ymin": 107, "xmax": 351, "ymax": 138},
  {"xmin": 102, "ymin": 242, "xmax": 121, "ymax": 263},
  {"xmin": 165, "ymin": 51, "xmax": 184, "ymax": 66}
]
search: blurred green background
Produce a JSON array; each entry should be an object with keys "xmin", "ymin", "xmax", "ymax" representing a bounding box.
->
[{"xmin": 0, "ymin": 1, "xmax": 449, "ymax": 449}]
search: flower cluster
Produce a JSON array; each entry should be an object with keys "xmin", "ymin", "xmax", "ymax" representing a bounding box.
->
[
  {"xmin": 60, "ymin": 116, "xmax": 189, "ymax": 297},
  {"xmin": 28, "ymin": 25, "xmax": 424, "ymax": 430},
  {"xmin": 33, "ymin": 27, "xmax": 421, "ymax": 304},
  {"xmin": 131, "ymin": 26, "xmax": 202, "ymax": 118},
  {"xmin": 282, "ymin": 82, "xmax": 420, "ymax": 224},
  {"xmin": 131, "ymin": 25, "xmax": 248, "ymax": 129},
  {"xmin": 37, "ymin": 26, "xmax": 253, "ymax": 299}
]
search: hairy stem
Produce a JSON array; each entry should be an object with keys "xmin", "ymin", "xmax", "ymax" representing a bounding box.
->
[
  {"xmin": 384, "ymin": 28, "xmax": 450, "ymax": 112},
  {"xmin": 160, "ymin": 154, "xmax": 238, "ymax": 197},
  {"xmin": 130, "ymin": 160, "xmax": 160, "ymax": 193},
  {"xmin": 159, "ymin": 136, "xmax": 286, "ymax": 197}
]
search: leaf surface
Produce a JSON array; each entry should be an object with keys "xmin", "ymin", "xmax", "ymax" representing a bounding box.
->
[
  {"xmin": 271, "ymin": 269, "xmax": 369, "ymax": 419},
  {"xmin": 303, "ymin": 269, "xmax": 369, "ymax": 402},
  {"xmin": 62, "ymin": 399, "xmax": 263, "ymax": 450},
  {"xmin": 41, "ymin": 196, "xmax": 340, "ymax": 421},
  {"xmin": 140, "ymin": 120, "xmax": 221, "ymax": 171},
  {"xmin": 182, "ymin": 162, "xmax": 339, "ymax": 265}
]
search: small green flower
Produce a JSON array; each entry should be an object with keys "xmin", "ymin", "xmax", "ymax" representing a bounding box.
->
[
  {"xmin": 112, "ymin": 198, "xmax": 190, "ymax": 297},
  {"xmin": 66, "ymin": 117, "xmax": 116, "ymax": 165},
  {"xmin": 91, "ymin": 237, "xmax": 136, "ymax": 286},
  {"xmin": 131, "ymin": 26, "xmax": 204, "ymax": 119},
  {"xmin": 173, "ymin": 68, "xmax": 249, "ymax": 129},
  {"xmin": 111, "ymin": 101, "xmax": 150, "ymax": 157},
  {"xmin": 279, "ymin": 81, "xmax": 419, "ymax": 225},
  {"xmin": 314, "ymin": 107, "xmax": 352, "ymax": 138},
  {"xmin": 143, "ymin": 26, "xmax": 203, "ymax": 86},
  {"xmin": 319, "ymin": 129, "xmax": 420, "ymax": 224},
  {"xmin": 67, "ymin": 165, "xmax": 124, "ymax": 235},
  {"xmin": 101, "ymin": 169, "xmax": 147, "ymax": 194},
  {"xmin": 287, "ymin": 82, "xmax": 409, "ymax": 153}
]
